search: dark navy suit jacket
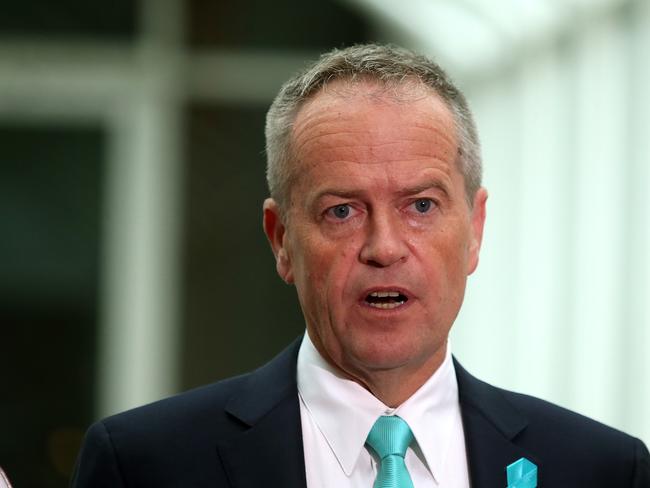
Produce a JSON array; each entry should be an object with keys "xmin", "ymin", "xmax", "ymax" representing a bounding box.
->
[{"xmin": 72, "ymin": 338, "xmax": 650, "ymax": 487}]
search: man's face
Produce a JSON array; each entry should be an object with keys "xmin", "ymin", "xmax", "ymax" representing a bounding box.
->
[{"xmin": 264, "ymin": 81, "xmax": 487, "ymax": 389}]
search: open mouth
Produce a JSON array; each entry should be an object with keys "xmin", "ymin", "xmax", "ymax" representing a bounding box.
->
[{"xmin": 364, "ymin": 291, "xmax": 409, "ymax": 309}]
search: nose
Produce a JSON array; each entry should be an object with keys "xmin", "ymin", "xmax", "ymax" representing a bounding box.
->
[{"xmin": 359, "ymin": 211, "xmax": 409, "ymax": 267}]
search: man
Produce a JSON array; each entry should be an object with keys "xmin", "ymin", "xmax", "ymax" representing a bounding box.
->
[
  {"xmin": 0, "ymin": 467, "xmax": 13, "ymax": 488},
  {"xmin": 72, "ymin": 44, "xmax": 650, "ymax": 487}
]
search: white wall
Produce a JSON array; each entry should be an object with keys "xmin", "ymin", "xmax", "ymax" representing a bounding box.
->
[{"xmin": 452, "ymin": 0, "xmax": 649, "ymax": 445}]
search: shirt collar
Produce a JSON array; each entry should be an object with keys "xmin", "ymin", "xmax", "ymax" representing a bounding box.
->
[
  {"xmin": 393, "ymin": 341, "xmax": 460, "ymax": 484},
  {"xmin": 296, "ymin": 332, "xmax": 460, "ymax": 482}
]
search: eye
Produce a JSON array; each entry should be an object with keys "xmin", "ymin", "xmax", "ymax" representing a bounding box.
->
[
  {"xmin": 328, "ymin": 204, "xmax": 352, "ymax": 219},
  {"xmin": 413, "ymin": 198, "xmax": 434, "ymax": 213}
]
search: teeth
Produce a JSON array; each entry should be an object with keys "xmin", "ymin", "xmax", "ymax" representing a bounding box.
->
[
  {"xmin": 369, "ymin": 291, "xmax": 401, "ymax": 297},
  {"xmin": 368, "ymin": 301, "xmax": 404, "ymax": 309}
]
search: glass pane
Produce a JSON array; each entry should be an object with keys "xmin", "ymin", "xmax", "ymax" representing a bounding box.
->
[
  {"xmin": 0, "ymin": 125, "xmax": 104, "ymax": 487},
  {"xmin": 187, "ymin": 0, "xmax": 369, "ymax": 49},
  {"xmin": 181, "ymin": 104, "xmax": 304, "ymax": 389},
  {"xmin": 0, "ymin": 0, "xmax": 137, "ymax": 39}
]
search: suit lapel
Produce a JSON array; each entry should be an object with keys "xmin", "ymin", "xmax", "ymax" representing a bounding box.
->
[
  {"xmin": 216, "ymin": 338, "xmax": 307, "ymax": 488},
  {"xmin": 215, "ymin": 344, "xmax": 541, "ymax": 488},
  {"xmin": 454, "ymin": 359, "xmax": 542, "ymax": 488}
]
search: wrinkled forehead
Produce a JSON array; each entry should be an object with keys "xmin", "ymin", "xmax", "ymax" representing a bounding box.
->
[{"xmin": 289, "ymin": 78, "xmax": 457, "ymax": 163}]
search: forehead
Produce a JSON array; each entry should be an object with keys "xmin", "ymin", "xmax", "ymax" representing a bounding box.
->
[
  {"xmin": 295, "ymin": 78, "xmax": 454, "ymax": 128},
  {"xmin": 289, "ymin": 79, "xmax": 458, "ymax": 179}
]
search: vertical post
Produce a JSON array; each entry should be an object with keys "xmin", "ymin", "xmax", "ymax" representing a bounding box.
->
[
  {"xmin": 625, "ymin": 0, "xmax": 650, "ymax": 445},
  {"xmin": 568, "ymin": 14, "xmax": 628, "ymax": 425},
  {"xmin": 96, "ymin": 0, "xmax": 185, "ymax": 416}
]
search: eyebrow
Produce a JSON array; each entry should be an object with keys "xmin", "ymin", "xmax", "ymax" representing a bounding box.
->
[
  {"xmin": 312, "ymin": 179, "xmax": 451, "ymax": 203},
  {"xmin": 396, "ymin": 181, "xmax": 450, "ymax": 198},
  {"xmin": 313, "ymin": 188, "xmax": 364, "ymax": 201}
]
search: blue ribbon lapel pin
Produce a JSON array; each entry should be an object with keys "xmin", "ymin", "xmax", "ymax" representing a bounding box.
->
[{"xmin": 506, "ymin": 457, "xmax": 537, "ymax": 488}]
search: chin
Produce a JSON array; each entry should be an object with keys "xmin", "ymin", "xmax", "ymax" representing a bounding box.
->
[{"xmin": 346, "ymin": 340, "xmax": 422, "ymax": 372}]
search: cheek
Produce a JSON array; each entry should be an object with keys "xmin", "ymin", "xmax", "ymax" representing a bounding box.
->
[
  {"xmin": 414, "ymin": 228, "xmax": 469, "ymax": 284},
  {"xmin": 300, "ymin": 241, "xmax": 357, "ymax": 304},
  {"xmin": 292, "ymin": 240, "xmax": 335, "ymax": 294}
]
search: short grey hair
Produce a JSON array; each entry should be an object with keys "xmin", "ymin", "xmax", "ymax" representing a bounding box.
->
[{"xmin": 265, "ymin": 43, "xmax": 482, "ymax": 213}]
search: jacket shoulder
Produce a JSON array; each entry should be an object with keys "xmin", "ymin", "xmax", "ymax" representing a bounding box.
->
[
  {"xmin": 503, "ymin": 387, "xmax": 640, "ymax": 446},
  {"xmin": 102, "ymin": 373, "xmax": 251, "ymax": 437},
  {"xmin": 71, "ymin": 374, "xmax": 253, "ymax": 487},
  {"xmin": 454, "ymin": 359, "xmax": 650, "ymax": 486},
  {"xmin": 455, "ymin": 357, "xmax": 640, "ymax": 446},
  {"xmin": 72, "ymin": 338, "xmax": 304, "ymax": 486},
  {"xmin": 504, "ymin": 387, "xmax": 649, "ymax": 485}
]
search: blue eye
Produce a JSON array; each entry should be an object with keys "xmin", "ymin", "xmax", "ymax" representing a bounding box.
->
[
  {"xmin": 331, "ymin": 204, "xmax": 351, "ymax": 219},
  {"xmin": 414, "ymin": 199, "xmax": 433, "ymax": 213}
]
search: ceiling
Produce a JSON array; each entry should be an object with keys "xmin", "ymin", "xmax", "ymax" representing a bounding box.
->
[{"xmin": 340, "ymin": 0, "xmax": 628, "ymax": 80}]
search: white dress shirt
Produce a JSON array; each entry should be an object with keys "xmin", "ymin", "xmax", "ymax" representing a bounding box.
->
[{"xmin": 297, "ymin": 333, "xmax": 470, "ymax": 488}]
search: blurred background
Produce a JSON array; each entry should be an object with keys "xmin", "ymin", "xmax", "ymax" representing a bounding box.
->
[{"xmin": 0, "ymin": 0, "xmax": 648, "ymax": 485}]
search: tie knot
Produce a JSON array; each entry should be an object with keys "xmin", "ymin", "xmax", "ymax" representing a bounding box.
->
[{"xmin": 366, "ymin": 416, "xmax": 414, "ymax": 460}]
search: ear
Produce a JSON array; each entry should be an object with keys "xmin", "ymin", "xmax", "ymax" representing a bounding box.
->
[
  {"xmin": 467, "ymin": 187, "xmax": 487, "ymax": 275},
  {"xmin": 263, "ymin": 198, "xmax": 294, "ymax": 284}
]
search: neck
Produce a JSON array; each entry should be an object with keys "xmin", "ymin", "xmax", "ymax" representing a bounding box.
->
[
  {"xmin": 352, "ymin": 352, "xmax": 446, "ymax": 407},
  {"xmin": 305, "ymin": 330, "xmax": 448, "ymax": 407}
]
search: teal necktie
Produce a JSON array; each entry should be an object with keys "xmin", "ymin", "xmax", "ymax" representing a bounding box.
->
[{"xmin": 366, "ymin": 416, "xmax": 415, "ymax": 488}]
